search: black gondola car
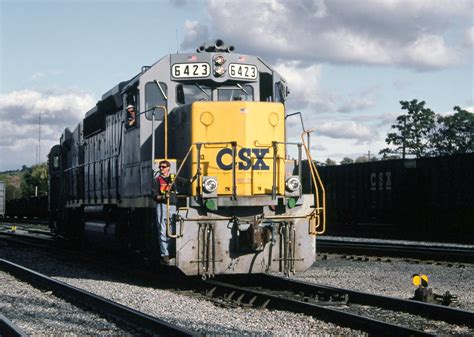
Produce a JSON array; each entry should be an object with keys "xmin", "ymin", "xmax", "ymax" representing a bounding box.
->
[
  {"xmin": 306, "ymin": 153, "xmax": 474, "ymax": 244},
  {"xmin": 5, "ymin": 196, "xmax": 49, "ymax": 219}
]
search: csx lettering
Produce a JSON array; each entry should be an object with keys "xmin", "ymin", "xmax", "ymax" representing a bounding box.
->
[
  {"xmin": 370, "ymin": 171, "xmax": 392, "ymax": 191},
  {"xmin": 216, "ymin": 148, "xmax": 270, "ymax": 170}
]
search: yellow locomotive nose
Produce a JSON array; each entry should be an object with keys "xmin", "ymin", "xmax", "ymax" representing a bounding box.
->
[{"xmin": 189, "ymin": 101, "xmax": 286, "ymax": 197}]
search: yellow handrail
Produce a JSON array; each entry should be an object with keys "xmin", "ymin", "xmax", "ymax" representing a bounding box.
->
[
  {"xmin": 301, "ymin": 131, "xmax": 326, "ymax": 235},
  {"xmin": 165, "ymin": 144, "xmax": 196, "ymax": 238}
]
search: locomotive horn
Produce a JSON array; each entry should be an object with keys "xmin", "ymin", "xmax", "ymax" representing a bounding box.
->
[
  {"xmin": 204, "ymin": 43, "xmax": 216, "ymax": 52},
  {"xmin": 197, "ymin": 45, "xmax": 206, "ymax": 53},
  {"xmin": 215, "ymin": 39, "xmax": 224, "ymax": 47}
]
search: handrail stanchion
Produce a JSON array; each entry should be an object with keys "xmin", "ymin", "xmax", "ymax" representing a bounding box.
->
[
  {"xmin": 272, "ymin": 141, "xmax": 278, "ymax": 200},
  {"xmin": 231, "ymin": 141, "xmax": 237, "ymax": 201},
  {"xmin": 301, "ymin": 130, "xmax": 326, "ymax": 235}
]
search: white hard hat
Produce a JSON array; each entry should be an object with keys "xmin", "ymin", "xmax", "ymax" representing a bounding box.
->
[{"xmin": 126, "ymin": 104, "xmax": 135, "ymax": 109}]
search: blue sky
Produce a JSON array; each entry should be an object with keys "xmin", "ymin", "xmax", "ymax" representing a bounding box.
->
[{"xmin": 1, "ymin": 0, "xmax": 473, "ymax": 170}]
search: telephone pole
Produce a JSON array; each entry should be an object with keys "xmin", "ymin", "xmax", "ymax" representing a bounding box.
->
[{"xmin": 38, "ymin": 111, "xmax": 41, "ymax": 164}]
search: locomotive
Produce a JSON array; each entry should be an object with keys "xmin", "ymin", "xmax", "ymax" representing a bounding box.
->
[{"xmin": 48, "ymin": 40, "xmax": 325, "ymax": 278}]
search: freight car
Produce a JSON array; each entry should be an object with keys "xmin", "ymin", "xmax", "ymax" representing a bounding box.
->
[
  {"xmin": 5, "ymin": 196, "xmax": 49, "ymax": 219},
  {"xmin": 48, "ymin": 40, "xmax": 326, "ymax": 278},
  {"xmin": 0, "ymin": 181, "xmax": 4, "ymax": 219},
  {"xmin": 309, "ymin": 154, "xmax": 473, "ymax": 244}
]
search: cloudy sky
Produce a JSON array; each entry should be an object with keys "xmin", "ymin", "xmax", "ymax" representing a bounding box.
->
[{"xmin": 1, "ymin": 0, "xmax": 473, "ymax": 170}]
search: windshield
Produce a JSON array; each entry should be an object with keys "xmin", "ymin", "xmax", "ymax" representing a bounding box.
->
[
  {"xmin": 177, "ymin": 84, "xmax": 212, "ymax": 104},
  {"xmin": 176, "ymin": 83, "xmax": 254, "ymax": 104},
  {"xmin": 218, "ymin": 85, "xmax": 253, "ymax": 101}
]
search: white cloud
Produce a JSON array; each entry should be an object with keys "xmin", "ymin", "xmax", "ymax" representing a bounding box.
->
[
  {"xmin": 197, "ymin": 0, "xmax": 471, "ymax": 70},
  {"xmin": 465, "ymin": 27, "xmax": 474, "ymax": 47},
  {"xmin": 404, "ymin": 34, "xmax": 460, "ymax": 69},
  {"xmin": 317, "ymin": 120, "xmax": 376, "ymax": 142},
  {"xmin": 0, "ymin": 89, "xmax": 94, "ymax": 170},
  {"xmin": 181, "ymin": 20, "xmax": 209, "ymax": 50},
  {"xmin": 29, "ymin": 72, "xmax": 45, "ymax": 81},
  {"xmin": 275, "ymin": 61, "xmax": 324, "ymax": 111},
  {"xmin": 275, "ymin": 61, "xmax": 376, "ymax": 114}
]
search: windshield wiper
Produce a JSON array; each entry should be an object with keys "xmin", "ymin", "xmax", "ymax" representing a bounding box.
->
[
  {"xmin": 154, "ymin": 80, "xmax": 168, "ymax": 100},
  {"xmin": 236, "ymin": 83, "xmax": 249, "ymax": 95},
  {"xmin": 195, "ymin": 83, "xmax": 211, "ymax": 99}
]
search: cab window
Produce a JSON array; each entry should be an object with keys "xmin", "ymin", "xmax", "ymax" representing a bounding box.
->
[
  {"xmin": 125, "ymin": 88, "xmax": 139, "ymax": 129},
  {"xmin": 53, "ymin": 156, "xmax": 59, "ymax": 168},
  {"xmin": 145, "ymin": 82, "xmax": 167, "ymax": 120},
  {"xmin": 217, "ymin": 85, "xmax": 253, "ymax": 101}
]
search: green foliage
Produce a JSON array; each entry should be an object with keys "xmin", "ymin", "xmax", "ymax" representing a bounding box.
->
[
  {"xmin": 325, "ymin": 158, "xmax": 337, "ymax": 165},
  {"xmin": 380, "ymin": 99, "xmax": 436, "ymax": 158},
  {"xmin": 0, "ymin": 172, "xmax": 22, "ymax": 200},
  {"xmin": 381, "ymin": 100, "xmax": 473, "ymax": 159},
  {"xmin": 431, "ymin": 106, "xmax": 474, "ymax": 156},
  {"xmin": 355, "ymin": 156, "xmax": 368, "ymax": 163},
  {"xmin": 340, "ymin": 157, "xmax": 354, "ymax": 165},
  {"xmin": 20, "ymin": 163, "xmax": 48, "ymax": 197}
]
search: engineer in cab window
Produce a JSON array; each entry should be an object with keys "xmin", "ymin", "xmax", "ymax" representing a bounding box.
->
[{"xmin": 126, "ymin": 104, "xmax": 137, "ymax": 128}]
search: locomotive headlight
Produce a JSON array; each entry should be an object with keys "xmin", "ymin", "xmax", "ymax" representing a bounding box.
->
[
  {"xmin": 214, "ymin": 66, "xmax": 226, "ymax": 77},
  {"xmin": 213, "ymin": 55, "xmax": 226, "ymax": 65},
  {"xmin": 203, "ymin": 177, "xmax": 218, "ymax": 193},
  {"xmin": 285, "ymin": 177, "xmax": 301, "ymax": 193}
]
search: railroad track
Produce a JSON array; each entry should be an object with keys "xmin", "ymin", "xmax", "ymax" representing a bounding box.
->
[
  {"xmin": 3, "ymin": 228, "xmax": 472, "ymax": 335},
  {"xmin": 317, "ymin": 237, "xmax": 474, "ymax": 263},
  {"xmin": 0, "ymin": 259, "xmax": 197, "ymax": 337},
  {"xmin": 194, "ymin": 274, "xmax": 473, "ymax": 336},
  {"xmin": 0, "ymin": 313, "xmax": 27, "ymax": 337}
]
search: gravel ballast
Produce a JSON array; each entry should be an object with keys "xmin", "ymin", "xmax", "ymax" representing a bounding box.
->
[
  {"xmin": 294, "ymin": 253, "xmax": 474, "ymax": 312},
  {"xmin": 1, "ymin": 237, "xmax": 472, "ymax": 335},
  {"xmin": 0, "ymin": 269, "xmax": 132, "ymax": 335},
  {"xmin": 0, "ymin": 241, "xmax": 361, "ymax": 336}
]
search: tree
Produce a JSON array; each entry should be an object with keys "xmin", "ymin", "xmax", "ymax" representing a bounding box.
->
[
  {"xmin": 325, "ymin": 158, "xmax": 337, "ymax": 165},
  {"xmin": 340, "ymin": 157, "xmax": 354, "ymax": 165},
  {"xmin": 380, "ymin": 99, "xmax": 436, "ymax": 158},
  {"xmin": 431, "ymin": 106, "xmax": 474, "ymax": 156},
  {"xmin": 20, "ymin": 163, "xmax": 48, "ymax": 197},
  {"xmin": 0, "ymin": 173, "xmax": 21, "ymax": 200},
  {"xmin": 355, "ymin": 156, "xmax": 368, "ymax": 163}
]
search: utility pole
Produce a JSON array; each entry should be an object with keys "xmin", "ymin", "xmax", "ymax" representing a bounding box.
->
[
  {"xmin": 38, "ymin": 111, "xmax": 42, "ymax": 164},
  {"xmin": 402, "ymin": 117, "xmax": 406, "ymax": 159}
]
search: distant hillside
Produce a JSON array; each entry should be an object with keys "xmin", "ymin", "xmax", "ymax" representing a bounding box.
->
[
  {"xmin": 0, "ymin": 163, "xmax": 47, "ymax": 200},
  {"xmin": 0, "ymin": 170, "xmax": 23, "ymax": 200}
]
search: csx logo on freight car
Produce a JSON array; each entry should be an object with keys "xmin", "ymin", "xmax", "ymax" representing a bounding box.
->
[
  {"xmin": 370, "ymin": 172, "xmax": 392, "ymax": 191},
  {"xmin": 216, "ymin": 148, "xmax": 270, "ymax": 170}
]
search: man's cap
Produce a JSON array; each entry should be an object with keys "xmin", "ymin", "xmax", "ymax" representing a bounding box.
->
[{"xmin": 126, "ymin": 104, "xmax": 135, "ymax": 109}]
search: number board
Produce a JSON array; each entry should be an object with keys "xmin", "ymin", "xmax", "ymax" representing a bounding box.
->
[
  {"xmin": 171, "ymin": 63, "xmax": 210, "ymax": 78},
  {"xmin": 229, "ymin": 63, "xmax": 258, "ymax": 80}
]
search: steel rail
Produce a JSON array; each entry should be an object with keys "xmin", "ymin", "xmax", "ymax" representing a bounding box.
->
[
  {"xmin": 258, "ymin": 274, "xmax": 474, "ymax": 328},
  {"xmin": 316, "ymin": 238, "xmax": 474, "ymax": 263},
  {"xmin": 200, "ymin": 279, "xmax": 434, "ymax": 336},
  {"xmin": 0, "ymin": 259, "xmax": 198, "ymax": 337},
  {"xmin": 0, "ymin": 313, "xmax": 28, "ymax": 337}
]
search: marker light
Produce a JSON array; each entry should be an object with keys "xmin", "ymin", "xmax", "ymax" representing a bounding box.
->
[
  {"xmin": 213, "ymin": 55, "xmax": 226, "ymax": 65},
  {"xmin": 214, "ymin": 66, "xmax": 226, "ymax": 77},
  {"xmin": 203, "ymin": 177, "xmax": 218, "ymax": 193},
  {"xmin": 285, "ymin": 177, "xmax": 301, "ymax": 192}
]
